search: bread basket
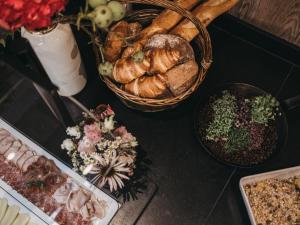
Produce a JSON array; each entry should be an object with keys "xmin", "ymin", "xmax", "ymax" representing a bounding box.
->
[{"xmin": 95, "ymin": 0, "xmax": 233, "ymax": 112}]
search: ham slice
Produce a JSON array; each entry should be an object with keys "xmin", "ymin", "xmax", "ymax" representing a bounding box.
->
[
  {"xmin": 16, "ymin": 150, "xmax": 34, "ymax": 169},
  {"xmin": 10, "ymin": 145, "xmax": 28, "ymax": 165},
  {"xmin": 66, "ymin": 189, "xmax": 91, "ymax": 213},
  {"xmin": 0, "ymin": 129, "xmax": 9, "ymax": 141},
  {"xmin": 21, "ymin": 155, "xmax": 40, "ymax": 172},
  {"xmin": 0, "ymin": 136, "xmax": 14, "ymax": 154},
  {"xmin": 80, "ymin": 196, "xmax": 107, "ymax": 220},
  {"xmin": 53, "ymin": 179, "xmax": 79, "ymax": 204},
  {"xmin": 4, "ymin": 140, "xmax": 22, "ymax": 159}
]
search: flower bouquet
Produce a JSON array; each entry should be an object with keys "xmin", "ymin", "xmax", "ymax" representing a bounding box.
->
[{"xmin": 61, "ymin": 104, "xmax": 138, "ymax": 192}]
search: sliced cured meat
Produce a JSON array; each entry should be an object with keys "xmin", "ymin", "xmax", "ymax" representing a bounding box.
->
[
  {"xmin": 53, "ymin": 179, "xmax": 79, "ymax": 204},
  {"xmin": 0, "ymin": 129, "xmax": 9, "ymax": 141},
  {"xmin": 21, "ymin": 155, "xmax": 40, "ymax": 172},
  {"xmin": 55, "ymin": 207, "xmax": 91, "ymax": 225},
  {"xmin": 0, "ymin": 133, "xmax": 107, "ymax": 225},
  {"xmin": 0, "ymin": 136, "xmax": 14, "ymax": 154},
  {"xmin": 10, "ymin": 145, "xmax": 28, "ymax": 165},
  {"xmin": 91, "ymin": 196, "xmax": 107, "ymax": 219},
  {"xmin": 80, "ymin": 196, "xmax": 107, "ymax": 220},
  {"xmin": 43, "ymin": 172, "xmax": 67, "ymax": 193},
  {"xmin": 4, "ymin": 140, "xmax": 22, "ymax": 159},
  {"xmin": 29, "ymin": 156, "xmax": 61, "ymax": 174},
  {"xmin": 66, "ymin": 189, "xmax": 91, "ymax": 213},
  {"xmin": 16, "ymin": 150, "xmax": 34, "ymax": 169}
]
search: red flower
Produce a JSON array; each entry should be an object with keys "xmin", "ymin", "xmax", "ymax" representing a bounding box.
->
[{"xmin": 0, "ymin": 0, "xmax": 67, "ymax": 31}]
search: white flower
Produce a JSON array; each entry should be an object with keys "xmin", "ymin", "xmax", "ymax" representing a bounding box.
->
[
  {"xmin": 103, "ymin": 116, "xmax": 115, "ymax": 132},
  {"xmin": 61, "ymin": 139, "xmax": 75, "ymax": 151},
  {"xmin": 66, "ymin": 126, "xmax": 81, "ymax": 139},
  {"xmin": 90, "ymin": 150, "xmax": 131, "ymax": 192}
]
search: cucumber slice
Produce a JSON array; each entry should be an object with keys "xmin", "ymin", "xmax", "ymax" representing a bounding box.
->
[
  {"xmin": 12, "ymin": 213, "xmax": 30, "ymax": 225},
  {"xmin": 0, "ymin": 205, "xmax": 19, "ymax": 225},
  {"xmin": 0, "ymin": 198, "xmax": 8, "ymax": 221}
]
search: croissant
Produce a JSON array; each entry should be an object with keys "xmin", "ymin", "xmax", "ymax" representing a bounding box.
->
[
  {"xmin": 124, "ymin": 60, "xmax": 199, "ymax": 98},
  {"xmin": 103, "ymin": 21, "xmax": 142, "ymax": 62},
  {"xmin": 113, "ymin": 33, "xmax": 196, "ymax": 83},
  {"xmin": 147, "ymin": 48, "xmax": 181, "ymax": 74},
  {"xmin": 111, "ymin": 48, "xmax": 180, "ymax": 84},
  {"xmin": 124, "ymin": 74, "xmax": 170, "ymax": 98},
  {"xmin": 112, "ymin": 57, "xmax": 150, "ymax": 84}
]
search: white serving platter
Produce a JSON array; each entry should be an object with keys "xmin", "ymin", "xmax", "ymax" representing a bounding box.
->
[
  {"xmin": 239, "ymin": 166, "xmax": 300, "ymax": 225},
  {"xmin": 0, "ymin": 184, "xmax": 48, "ymax": 225},
  {"xmin": 0, "ymin": 118, "xmax": 120, "ymax": 225}
]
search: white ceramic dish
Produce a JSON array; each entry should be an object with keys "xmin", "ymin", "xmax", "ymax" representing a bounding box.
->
[
  {"xmin": 0, "ymin": 118, "xmax": 120, "ymax": 225},
  {"xmin": 0, "ymin": 184, "xmax": 48, "ymax": 225},
  {"xmin": 239, "ymin": 166, "xmax": 300, "ymax": 225}
]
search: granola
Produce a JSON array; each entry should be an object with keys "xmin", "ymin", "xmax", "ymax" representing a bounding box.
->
[{"xmin": 244, "ymin": 176, "xmax": 300, "ymax": 225}]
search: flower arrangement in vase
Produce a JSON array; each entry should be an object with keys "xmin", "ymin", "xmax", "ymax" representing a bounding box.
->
[
  {"xmin": 61, "ymin": 105, "xmax": 138, "ymax": 192},
  {"xmin": 0, "ymin": 0, "xmax": 128, "ymax": 96}
]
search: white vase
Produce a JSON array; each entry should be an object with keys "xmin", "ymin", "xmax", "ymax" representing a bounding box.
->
[{"xmin": 21, "ymin": 23, "xmax": 87, "ymax": 96}]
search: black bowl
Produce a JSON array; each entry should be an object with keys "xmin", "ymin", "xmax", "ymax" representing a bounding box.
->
[{"xmin": 194, "ymin": 83, "xmax": 288, "ymax": 168}]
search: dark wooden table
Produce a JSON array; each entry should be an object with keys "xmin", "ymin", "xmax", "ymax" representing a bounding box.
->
[{"xmin": 0, "ymin": 14, "xmax": 299, "ymax": 225}]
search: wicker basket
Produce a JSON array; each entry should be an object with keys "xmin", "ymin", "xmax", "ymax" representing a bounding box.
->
[{"xmin": 96, "ymin": 0, "xmax": 213, "ymax": 112}]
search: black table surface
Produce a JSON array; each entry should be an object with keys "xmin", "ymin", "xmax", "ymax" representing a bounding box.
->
[{"xmin": 1, "ymin": 15, "xmax": 300, "ymax": 225}]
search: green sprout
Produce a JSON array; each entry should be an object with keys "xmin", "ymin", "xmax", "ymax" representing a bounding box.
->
[
  {"xmin": 224, "ymin": 127, "xmax": 250, "ymax": 152},
  {"xmin": 206, "ymin": 91, "xmax": 237, "ymax": 141},
  {"xmin": 251, "ymin": 95, "xmax": 280, "ymax": 126}
]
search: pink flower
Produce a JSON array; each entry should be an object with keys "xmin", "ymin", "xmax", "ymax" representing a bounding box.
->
[
  {"xmin": 114, "ymin": 126, "xmax": 135, "ymax": 142},
  {"xmin": 83, "ymin": 122, "xmax": 101, "ymax": 144},
  {"xmin": 95, "ymin": 104, "xmax": 115, "ymax": 120},
  {"xmin": 78, "ymin": 137, "xmax": 96, "ymax": 154}
]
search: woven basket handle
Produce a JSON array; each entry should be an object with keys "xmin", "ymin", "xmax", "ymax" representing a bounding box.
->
[{"xmin": 171, "ymin": 0, "xmax": 239, "ymax": 41}]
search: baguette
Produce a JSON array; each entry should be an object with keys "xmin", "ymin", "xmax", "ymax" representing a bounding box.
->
[
  {"xmin": 139, "ymin": 0, "xmax": 202, "ymax": 41},
  {"xmin": 171, "ymin": 0, "xmax": 239, "ymax": 41}
]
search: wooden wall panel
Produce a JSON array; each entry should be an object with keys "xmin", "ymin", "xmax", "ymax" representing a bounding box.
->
[{"xmin": 229, "ymin": 0, "xmax": 300, "ymax": 47}]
